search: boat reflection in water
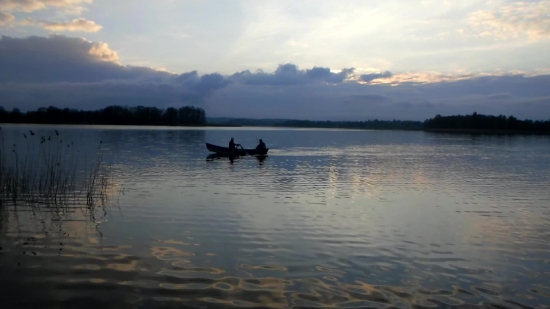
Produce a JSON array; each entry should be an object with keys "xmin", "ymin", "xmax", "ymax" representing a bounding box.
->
[
  {"xmin": 206, "ymin": 153, "xmax": 240, "ymax": 164},
  {"xmin": 255, "ymin": 155, "xmax": 267, "ymax": 164},
  {"xmin": 206, "ymin": 153, "xmax": 268, "ymax": 165}
]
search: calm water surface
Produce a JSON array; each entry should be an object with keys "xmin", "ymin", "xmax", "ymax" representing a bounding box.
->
[{"xmin": 1, "ymin": 125, "xmax": 549, "ymax": 309}]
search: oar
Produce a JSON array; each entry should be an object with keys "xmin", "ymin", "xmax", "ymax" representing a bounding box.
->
[{"xmin": 237, "ymin": 144, "xmax": 247, "ymax": 155}]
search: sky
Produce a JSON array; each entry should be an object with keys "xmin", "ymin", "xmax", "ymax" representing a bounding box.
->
[{"xmin": 0, "ymin": 0, "xmax": 549, "ymax": 121}]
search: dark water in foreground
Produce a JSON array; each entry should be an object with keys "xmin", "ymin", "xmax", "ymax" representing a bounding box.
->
[{"xmin": 1, "ymin": 125, "xmax": 550, "ymax": 309}]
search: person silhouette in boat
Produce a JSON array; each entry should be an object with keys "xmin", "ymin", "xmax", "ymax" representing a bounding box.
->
[
  {"xmin": 256, "ymin": 139, "xmax": 266, "ymax": 150},
  {"xmin": 229, "ymin": 137, "xmax": 241, "ymax": 150}
]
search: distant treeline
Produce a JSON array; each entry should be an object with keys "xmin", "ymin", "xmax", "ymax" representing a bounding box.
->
[
  {"xmin": 1, "ymin": 106, "xmax": 549, "ymax": 133},
  {"xmin": 424, "ymin": 112, "xmax": 550, "ymax": 133},
  {"xmin": 0, "ymin": 105, "xmax": 206, "ymax": 126},
  {"xmin": 206, "ymin": 117, "xmax": 424, "ymax": 130},
  {"xmin": 209, "ymin": 113, "xmax": 550, "ymax": 133},
  {"xmin": 277, "ymin": 120, "xmax": 423, "ymax": 130}
]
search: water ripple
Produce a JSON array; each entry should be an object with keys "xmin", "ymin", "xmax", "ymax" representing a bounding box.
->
[{"xmin": 1, "ymin": 126, "xmax": 550, "ymax": 308}]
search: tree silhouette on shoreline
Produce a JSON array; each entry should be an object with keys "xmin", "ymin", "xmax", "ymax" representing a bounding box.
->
[
  {"xmin": 0, "ymin": 105, "xmax": 206, "ymax": 126},
  {"xmin": 1, "ymin": 106, "xmax": 548, "ymax": 133},
  {"xmin": 423, "ymin": 112, "xmax": 550, "ymax": 132}
]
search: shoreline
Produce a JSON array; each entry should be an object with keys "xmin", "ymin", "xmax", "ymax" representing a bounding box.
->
[
  {"xmin": 423, "ymin": 128, "xmax": 550, "ymax": 135},
  {"xmin": 2, "ymin": 122, "xmax": 549, "ymax": 135},
  {"xmin": 0, "ymin": 122, "xmax": 243, "ymax": 128}
]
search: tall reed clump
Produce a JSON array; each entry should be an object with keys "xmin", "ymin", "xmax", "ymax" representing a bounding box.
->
[{"xmin": 0, "ymin": 127, "xmax": 112, "ymax": 211}]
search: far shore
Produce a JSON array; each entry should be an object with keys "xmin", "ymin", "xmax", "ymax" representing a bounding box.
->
[
  {"xmin": 2, "ymin": 122, "xmax": 549, "ymax": 135},
  {"xmin": 0, "ymin": 122, "xmax": 243, "ymax": 128},
  {"xmin": 423, "ymin": 128, "xmax": 550, "ymax": 135}
]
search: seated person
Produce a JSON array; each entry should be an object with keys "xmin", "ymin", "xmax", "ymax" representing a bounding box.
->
[
  {"xmin": 256, "ymin": 139, "xmax": 266, "ymax": 150},
  {"xmin": 229, "ymin": 138, "xmax": 241, "ymax": 150}
]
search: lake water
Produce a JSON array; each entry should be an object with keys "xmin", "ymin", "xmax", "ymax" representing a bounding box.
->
[{"xmin": 1, "ymin": 124, "xmax": 549, "ymax": 309}]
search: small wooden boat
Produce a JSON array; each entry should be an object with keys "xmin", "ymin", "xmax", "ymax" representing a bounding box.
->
[
  {"xmin": 205, "ymin": 143, "xmax": 247, "ymax": 156},
  {"xmin": 245, "ymin": 148, "xmax": 269, "ymax": 155}
]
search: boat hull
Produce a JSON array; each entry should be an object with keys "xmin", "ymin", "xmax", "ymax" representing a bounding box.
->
[
  {"xmin": 245, "ymin": 148, "xmax": 269, "ymax": 155},
  {"xmin": 205, "ymin": 143, "xmax": 247, "ymax": 156}
]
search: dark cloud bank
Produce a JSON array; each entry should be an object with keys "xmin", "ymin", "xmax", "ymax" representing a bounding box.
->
[{"xmin": 1, "ymin": 35, "xmax": 549, "ymax": 120}]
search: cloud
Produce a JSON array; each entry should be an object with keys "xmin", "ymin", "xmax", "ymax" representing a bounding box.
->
[
  {"xmin": 0, "ymin": 81, "xmax": 204, "ymax": 111},
  {"xmin": 231, "ymin": 63, "xmax": 354, "ymax": 86},
  {"xmin": 18, "ymin": 17, "xmax": 35, "ymax": 26},
  {"xmin": 0, "ymin": 35, "xmax": 194, "ymax": 83},
  {"xmin": 0, "ymin": 35, "xmax": 232, "ymax": 109},
  {"xmin": 19, "ymin": 17, "xmax": 103, "ymax": 32},
  {"xmin": 2, "ymin": 0, "xmax": 101, "ymax": 33},
  {"xmin": 88, "ymin": 41, "xmax": 118, "ymax": 61},
  {"xmin": 350, "ymin": 94, "xmax": 391, "ymax": 103},
  {"xmin": 204, "ymin": 75, "xmax": 550, "ymax": 120},
  {"xmin": 307, "ymin": 67, "xmax": 354, "ymax": 83},
  {"xmin": 195, "ymin": 73, "xmax": 230, "ymax": 95},
  {"xmin": 0, "ymin": 0, "xmax": 92, "ymax": 13},
  {"xmin": 39, "ymin": 18, "xmax": 102, "ymax": 32},
  {"xmin": 359, "ymin": 71, "xmax": 392, "ymax": 82},
  {"xmin": 0, "ymin": 34, "xmax": 549, "ymax": 121},
  {"xmin": 0, "ymin": 11, "xmax": 13, "ymax": 26},
  {"xmin": 0, "ymin": 35, "xmax": 135, "ymax": 82},
  {"xmin": 173, "ymin": 71, "xmax": 230, "ymax": 95},
  {"xmin": 486, "ymin": 93, "xmax": 513, "ymax": 101},
  {"xmin": 468, "ymin": 0, "xmax": 550, "ymax": 40},
  {"xmin": 175, "ymin": 71, "xmax": 198, "ymax": 84}
]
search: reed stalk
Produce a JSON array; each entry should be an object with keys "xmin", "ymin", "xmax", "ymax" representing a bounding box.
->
[{"xmin": 0, "ymin": 128, "xmax": 113, "ymax": 212}]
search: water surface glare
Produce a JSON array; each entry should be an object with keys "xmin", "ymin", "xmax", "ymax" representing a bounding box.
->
[{"xmin": 1, "ymin": 125, "xmax": 550, "ymax": 309}]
